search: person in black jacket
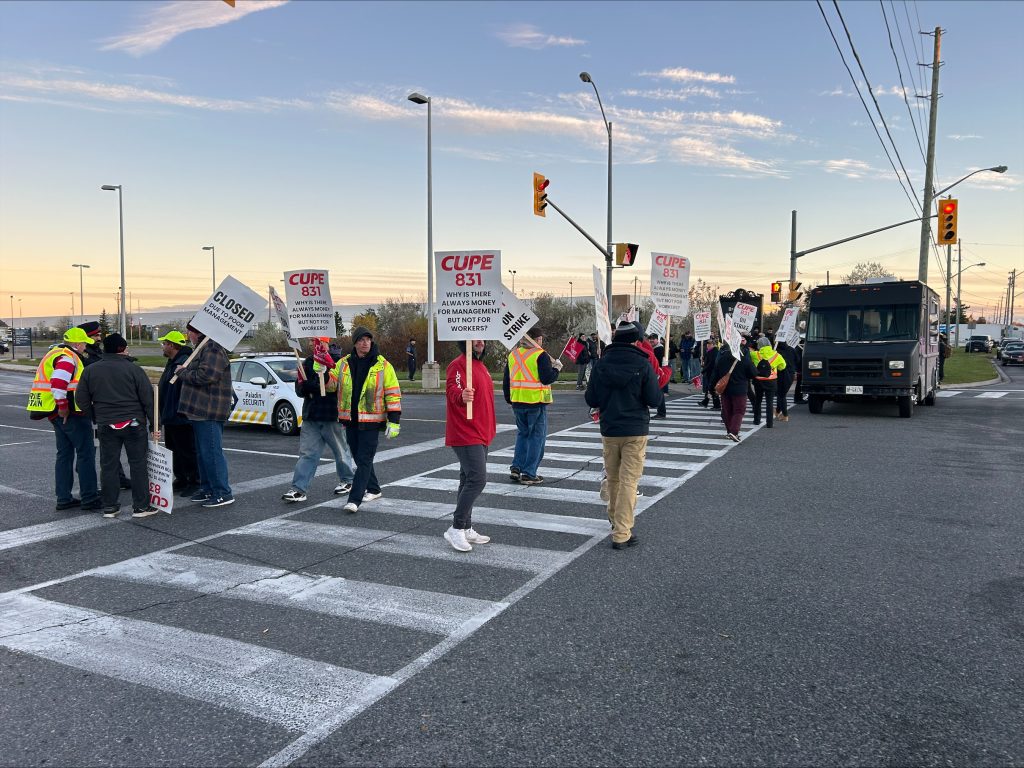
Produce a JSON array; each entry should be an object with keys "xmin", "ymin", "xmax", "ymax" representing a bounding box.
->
[
  {"xmin": 713, "ymin": 344, "xmax": 759, "ymax": 442},
  {"xmin": 281, "ymin": 350, "xmax": 356, "ymax": 503},
  {"xmin": 585, "ymin": 322, "xmax": 662, "ymax": 550},
  {"xmin": 574, "ymin": 333, "xmax": 591, "ymax": 390},
  {"xmin": 157, "ymin": 331, "xmax": 199, "ymax": 496},
  {"xmin": 775, "ymin": 339, "xmax": 798, "ymax": 421},
  {"xmin": 699, "ymin": 339, "xmax": 721, "ymax": 409}
]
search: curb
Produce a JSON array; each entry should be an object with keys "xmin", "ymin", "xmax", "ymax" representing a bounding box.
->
[{"xmin": 948, "ymin": 358, "xmax": 1005, "ymax": 389}]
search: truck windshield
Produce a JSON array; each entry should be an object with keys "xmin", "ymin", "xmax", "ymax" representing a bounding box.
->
[{"xmin": 808, "ymin": 305, "xmax": 918, "ymax": 342}]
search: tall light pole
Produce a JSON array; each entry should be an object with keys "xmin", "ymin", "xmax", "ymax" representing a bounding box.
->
[
  {"xmin": 508, "ymin": 269, "xmax": 517, "ymax": 295},
  {"xmin": 202, "ymin": 246, "xmax": 216, "ymax": 291},
  {"xmin": 954, "ymin": 258, "xmax": 985, "ymax": 349},
  {"xmin": 569, "ymin": 281, "xmax": 573, "ymax": 307},
  {"xmin": 72, "ymin": 263, "xmax": 90, "ymax": 322},
  {"xmin": 70, "ymin": 292, "xmax": 75, "ymax": 322},
  {"xmin": 100, "ymin": 184, "xmax": 126, "ymax": 335},
  {"xmin": 9, "ymin": 295, "xmax": 14, "ymax": 360},
  {"xmin": 580, "ymin": 72, "xmax": 613, "ymax": 321},
  {"xmin": 408, "ymin": 91, "xmax": 438, "ymax": 388}
]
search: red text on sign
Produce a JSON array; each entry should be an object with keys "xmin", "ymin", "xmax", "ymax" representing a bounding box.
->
[{"xmin": 440, "ymin": 254, "xmax": 495, "ymax": 272}]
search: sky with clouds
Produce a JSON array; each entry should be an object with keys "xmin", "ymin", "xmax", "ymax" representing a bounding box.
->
[{"xmin": 1, "ymin": 0, "xmax": 1021, "ymax": 323}]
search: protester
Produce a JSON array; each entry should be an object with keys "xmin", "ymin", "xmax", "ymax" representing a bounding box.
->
[
  {"xmin": 585, "ymin": 321, "xmax": 662, "ymax": 550},
  {"xmin": 156, "ymin": 331, "xmax": 199, "ymax": 496},
  {"xmin": 750, "ymin": 337, "xmax": 786, "ymax": 428},
  {"xmin": 442, "ymin": 339, "xmax": 495, "ymax": 552},
  {"xmin": 75, "ymin": 333, "xmax": 157, "ymax": 518},
  {"xmin": 714, "ymin": 343, "xmax": 759, "ymax": 442},
  {"xmin": 503, "ymin": 330, "xmax": 561, "ymax": 485},
  {"xmin": 78, "ymin": 321, "xmax": 132, "ymax": 490},
  {"xmin": 327, "ymin": 326, "xmax": 402, "ymax": 513},
  {"xmin": 406, "ymin": 337, "xmax": 417, "ymax": 382},
  {"xmin": 680, "ymin": 331, "xmax": 696, "ymax": 381},
  {"xmin": 699, "ymin": 339, "xmax": 721, "ymax": 409},
  {"xmin": 574, "ymin": 332, "xmax": 591, "ymax": 390},
  {"xmin": 649, "ymin": 334, "xmax": 669, "ymax": 419},
  {"xmin": 175, "ymin": 324, "xmax": 234, "ymax": 508},
  {"xmin": 792, "ymin": 339, "xmax": 806, "ymax": 404},
  {"xmin": 775, "ymin": 339, "xmax": 798, "ymax": 422},
  {"xmin": 281, "ymin": 346, "xmax": 356, "ymax": 503},
  {"xmin": 638, "ymin": 329, "xmax": 671, "ymax": 418},
  {"xmin": 938, "ymin": 333, "xmax": 950, "ymax": 381},
  {"xmin": 668, "ymin": 335, "xmax": 680, "ymax": 382},
  {"xmin": 26, "ymin": 327, "xmax": 101, "ymax": 512}
]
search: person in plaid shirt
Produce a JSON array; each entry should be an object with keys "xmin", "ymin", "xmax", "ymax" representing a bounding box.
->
[{"xmin": 175, "ymin": 325, "xmax": 234, "ymax": 508}]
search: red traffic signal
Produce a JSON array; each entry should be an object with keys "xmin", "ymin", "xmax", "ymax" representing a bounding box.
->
[
  {"xmin": 771, "ymin": 281, "xmax": 783, "ymax": 303},
  {"xmin": 533, "ymin": 172, "xmax": 549, "ymax": 217},
  {"xmin": 939, "ymin": 198, "xmax": 958, "ymax": 243}
]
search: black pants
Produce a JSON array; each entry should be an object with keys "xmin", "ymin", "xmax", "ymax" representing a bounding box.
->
[
  {"xmin": 576, "ymin": 364, "xmax": 588, "ymax": 387},
  {"xmin": 752, "ymin": 383, "xmax": 777, "ymax": 426},
  {"xmin": 656, "ymin": 389, "xmax": 667, "ymax": 417},
  {"xmin": 99, "ymin": 423, "xmax": 149, "ymax": 509},
  {"xmin": 408, "ymin": 359, "xmax": 416, "ymax": 381},
  {"xmin": 777, "ymin": 373, "xmax": 793, "ymax": 416},
  {"xmin": 700, "ymin": 371, "xmax": 720, "ymax": 407},
  {"xmin": 452, "ymin": 444, "xmax": 487, "ymax": 529},
  {"xmin": 165, "ymin": 422, "xmax": 199, "ymax": 486},
  {"xmin": 345, "ymin": 424, "xmax": 381, "ymax": 505},
  {"xmin": 793, "ymin": 375, "xmax": 805, "ymax": 402}
]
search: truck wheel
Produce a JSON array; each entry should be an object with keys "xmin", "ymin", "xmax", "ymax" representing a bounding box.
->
[
  {"xmin": 808, "ymin": 395, "xmax": 824, "ymax": 414},
  {"xmin": 898, "ymin": 395, "xmax": 913, "ymax": 418},
  {"xmin": 924, "ymin": 390, "xmax": 936, "ymax": 406},
  {"xmin": 273, "ymin": 402, "xmax": 299, "ymax": 436}
]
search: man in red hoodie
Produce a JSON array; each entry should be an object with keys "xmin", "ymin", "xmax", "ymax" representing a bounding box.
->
[{"xmin": 443, "ymin": 339, "xmax": 496, "ymax": 552}]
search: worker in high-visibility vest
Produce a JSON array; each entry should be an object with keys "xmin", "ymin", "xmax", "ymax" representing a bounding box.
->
[
  {"xmin": 750, "ymin": 336, "xmax": 786, "ymax": 428},
  {"xmin": 502, "ymin": 331, "xmax": 561, "ymax": 485},
  {"xmin": 26, "ymin": 326, "xmax": 101, "ymax": 512}
]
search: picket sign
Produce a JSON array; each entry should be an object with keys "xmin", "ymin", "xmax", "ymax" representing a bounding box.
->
[
  {"xmin": 649, "ymin": 252, "xmax": 690, "ymax": 315},
  {"xmin": 694, "ymin": 310, "xmax": 712, "ymax": 342},
  {"xmin": 733, "ymin": 302, "xmax": 758, "ymax": 334},
  {"xmin": 168, "ymin": 337, "xmax": 208, "ymax": 385},
  {"xmin": 496, "ymin": 286, "xmax": 539, "ymax": 350},
  {"xmin": 269, "ymin": 285, "xmax": 301, "ymax": 351},
  {"xmin": 593, "ymin": 265, "xmax": 613, "ymax": 345},
  {"xmin": 663, "ymin": 316, "xmax": 672, "ymax": 366},
  {"xmin": 434, "ymin": 250, "xmax": 503, "ymax": 341},
  {"xmin": 148, "ymin": 383, "xmax": 173, "ymax": 514},
  {"xmin": 465, "ymin": 340, "xmax": 474, "ymax": 420},
  {"xmin": 776, "ymin": 307, "xmax": 799, "ymax": 350},
  {"xmin": 283, "ymin": 269, "xmax": 334, "ymax": 339}
]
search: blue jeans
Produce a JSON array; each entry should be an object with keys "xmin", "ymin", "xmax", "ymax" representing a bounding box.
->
[
  {"xmin": 511, "ymin": 405, "xmax": 547, "ymax": 478},
  {"xmin": 53, "ymin": 416, "xmax": 98, "ymax": 504},
  {"xmin": 291, "ymin": 420, "xmax": 355, "ymax": 492},
  {"xmin": 191, "ymin": 420, "xmax": 231, "ymax": 499}
]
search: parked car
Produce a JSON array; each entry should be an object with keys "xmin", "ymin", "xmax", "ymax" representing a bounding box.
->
[
  {"xmin": 228, "ymin": 353, "xmax": 304, "ymax": 435},
  {"xmin": 964, "ymin": 335, "xmax": 994, "ymax": 353},
  {"xmin": 1001, "ymin": 341, "xmax": 1024, "ymax": 367}
]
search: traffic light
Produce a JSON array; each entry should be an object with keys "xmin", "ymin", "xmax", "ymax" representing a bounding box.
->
[
  {"xmin": 770, "ymin": 281, "xmax": 783, "ymax": 303},
  {"xmin": 615, "ymin": 243, "xmax": 639, "ymax": 266},
  {"xmin": 533, "ymin": 172, "xmax": 549, "ymax": 217},
  {"xmin": 788, "ymin": 280, "xmax": 803, "ymax": 303},
  {"xmin": 938, "ymin": 198, "xmax": 958, "ymax": 243}
]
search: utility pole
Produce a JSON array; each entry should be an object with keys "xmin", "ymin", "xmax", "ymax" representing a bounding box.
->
[
  {"xmin": 954, "ymin": 240, "xmax": 961, "ymax": 348},
  {"xmin": 1010, "ymin": 269, "xmax": 1018, "ymax": 327},
  {"xmin": 917, "ymin": 27, "xmax": 943, "ymax": 284}
]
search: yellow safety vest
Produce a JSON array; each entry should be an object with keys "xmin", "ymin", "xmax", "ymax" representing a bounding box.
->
[
  {"xmin": 333, "ymin": 356, "xmax": 402, "ymax": 424},
  {"xmin": 508, "ymin": 347, "xmax": 552, "ymax": 405},
  {"xmin": 27, "ymin": 345, "xmax": 84, "ymax": 414}
]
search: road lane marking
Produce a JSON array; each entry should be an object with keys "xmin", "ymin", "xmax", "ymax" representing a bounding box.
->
[
  {"xmin": 0, "ymin": 593, "xmax": 393, "ymax": 732},
  {"xmin": 387, "ymin": 475, "xmax": 607, "ymax": 505},
  {"xmin": 974, "ymin": 391, "xmax": 1008, "ymax": 398},
  {"xmin": 0, "ymin": 516, "xmax": 108, "ymax": 551}
]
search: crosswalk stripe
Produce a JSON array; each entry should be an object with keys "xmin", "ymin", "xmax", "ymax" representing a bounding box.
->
[
  {"xmin": 236, "ymin": 518, "xmax": 572, "ymax": 572},
  {"xmin": 0, "ymin": 516, "xmax": 109, "ymax": 552},
  {"xmin": 93, "ymin": 552, "xmax": 498, "ymax": 636},
  {"xmin": 935, "ymin": 390, "xmax": 960, "ymax": 397},
  {"xmin": 488, "ymin": 450, "xmax": 705, "ymax": 472},
  {"xmin": 572, "ymin": 422, "xmax": 751, "ymax": 436},
  {"xmin": 442, "ymin": 462, "xmax": 677, "ymax": 488},
  {"xmin": 974, "ymin": 391, "xmax": 1008, "ymax": 398},
  {"xmin": 0, "ymin": 593, "xmax": 393, "ymax": 732},
  {"xmin": 387, "ymin": 475, "xmax": 606, "ymax": 506},
  {"xmin": 338, "ymin": 497, "xmax": 610, "ymax": 536}
]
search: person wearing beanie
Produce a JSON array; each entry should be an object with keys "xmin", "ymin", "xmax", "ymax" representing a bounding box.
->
[
  {"xmin": 26, "ymin": 326, "xmax": 101, "ymax": 512},
  {"xmin": 749, "ymin": 336, "xmax": 786, "ymax": 428},
  {"xmin": 176, "ymin": 325, "xmax": 235, "ymax": 508},
  {"xmin": 324, "ymin": 325, "xmax": 402, "ymax": 513},
  {"xmin": 78, "ymin": 319, "xmax": 133, "ymax": 489},
  {"xmin": 75, "ymin": 332, "xmax": 158, "ymax": 518},
  {"xmin": 585, "ymin": 321, "xmax": 663, "ymax": 550},
  {"xmin": 442, "ymin": 339, "xmax": 496, "ymax": 552},
  {"xmin": 157, "ymin": 330, "xmax": 200, "ymax": 496},
  {"xmin": 502, "ymin": 329, "xmax": 561, "ymax": 485},
  {"xmin": 713, "ymin": 341, "xmax": 759, "ymax": 442}
]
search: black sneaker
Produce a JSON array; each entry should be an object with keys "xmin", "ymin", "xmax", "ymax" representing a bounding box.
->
[
  {"xmin": 611, "ymin": 534, "xmax": 639, "ymax": 550},
  {"xmin": 119, "ymin": 479, "xmax": 133, "ymax": 490},
  {"xmin": 509, "ymin": 467, "xmax": 521, "ymax": 482},
  {"xmin": 190, "ymin": 490, "xmax": 212, "ymax": 503},
  {"xmin": 179, "ymin": 484, "xmax": 201, "ymax": 498},
  {"xmin": 81, "ymin": 499, "xmax": 103, "ymax": 511},
  {"xmin": 202, "ymin": 496, "xmax": 235, "ymax": 508},
  {"xmin": 55, "ymin": 498, "xmax": 81, "ymax": 511},
  {"xmin": 131, "ymin": 506, "xmax": 160, "ymax": 519},
  {"xmin": 102, "ymin": 506, "xmax": 120, "ymax": 519}
]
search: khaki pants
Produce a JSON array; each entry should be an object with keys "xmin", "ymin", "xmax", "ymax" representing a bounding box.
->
[{"xmin": 602, "ymin": 435, "xmax": 648, "ymax": 543}]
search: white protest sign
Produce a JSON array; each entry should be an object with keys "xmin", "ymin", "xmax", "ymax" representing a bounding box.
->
[
  {"xmin": 646, "ymin": 307, "xmax": 669, "ymax": 339},
  {"xmin": 650, "ymin": 253, "xmax": 691, "ymax": 315},
  {"xmin": 593, "ymin": 265, "xmax": 613, "ymax": 345},
  {"xmin": 284, "ymin": 269, "xmax": 334, "ymax": 338},
  {"xmin": 147, "ymin": 443, "xmax": 174, "ymax": 515},
  {"xmin": 787, "ymin": 325, "xmax": 802, "ymax": 347},
  {"xmin": 725, "ymin": 314, "xmax": 743, "ymax": 359},
  {"xmin": 694, "ymin": 310, "xmax": 712, "ymax": 341},
  {"xmin": 435, "ymin": 250, "xmax": 503, "ymax": 340},
  {"xmin": 733, "ymin": 302, "xmax": 758, "ymax": 334},
  {"xmin": 189, "ymin": 275, "xmax": 267, "ymax": 352},
  {"xmin": 777, "ymin": 307, "xmax": 799, "ymax": 346},
  {"xmin": 269, "ymin": 285, "xmax": 301, "ymax": 351},
  {"xmin": 497, "ymin": 286, "xmax": 540, "ymax": 350}
]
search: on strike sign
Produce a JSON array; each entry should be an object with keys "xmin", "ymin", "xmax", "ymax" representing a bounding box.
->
[
  {"xmin": 650, "ymin": 252, "xmax": 691, "ymax": 315},
  {"xmin": 435, "ymin": 250, "xmax": 503, "ymax": 340},
  {"xmin": 190, "ymin": 275, "xmax": 267, "ymax": 352},
  {"xmin": 496, "ymin": 286, "xmax": 539, "ymax": 349},
  {"xmin": 733, "ymin": 302, "xmax": 758, "ymax": 334},
  {"xmin": 284, "ymin": 269, "xmax": 334, "ymax": 338},
  {"xmin": 694, "ymin": 310, "xmax": 712, "ymax": 341}
]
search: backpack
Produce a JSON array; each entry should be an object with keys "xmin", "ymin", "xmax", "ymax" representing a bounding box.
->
[{"xmin": 756, "ymin": 357, "xmax": 773, "ymax": 380}]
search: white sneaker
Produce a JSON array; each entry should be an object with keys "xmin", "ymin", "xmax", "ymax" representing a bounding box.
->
[
  {"xmin": 362, "ymin": 491, "xmax": 383, "ymax": 503},
  {"xmin": 465, "ymin": 528, "xmax": 490, "ymax": 544},
  {"xmin": 443, "ymin": 526, "xmax": 472, "ymax": 552},
  {"xmin": 343, "ymin": 502, "xmax": 359, "ymax": 513}
]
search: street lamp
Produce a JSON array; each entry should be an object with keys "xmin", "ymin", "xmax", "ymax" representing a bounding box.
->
[
  {"xmin": 100, "ymin": 184, "xmax": 126, "ymax": 335},
  {"xmin": 202, "ymin": 246, "xmax": 216, "ymax": 291},
  {"xmin": 580, "ymin": 71, "xmax": 613, "ymax": 322},
  {"xmin": 69, "ymin": 292, "xmax": 75, "ymax": 321},
  {"xmin": 408, "ymin": 91, "xmax": 437, "ymax": 387},
  {"xmin": 953, "ymin": 260, "xmax": 986, "ymax": 349},
  {"xmin": 72, "ymin": 263, "xmax": 90, "ymax": 323},
  {"xmin": 919, "ymin": 165, "xmax": 1007, "ymax": 282},
  {"xmin": 508, "ymin": 269, "xmax": 517, "ymax": 294},
  {"xmin": 569, "ymin": 281, "xmax": 573, "ymax": 307},
  {"xmin": 8, "ymin": 295, "xmax": 13, "ymax": 360}
]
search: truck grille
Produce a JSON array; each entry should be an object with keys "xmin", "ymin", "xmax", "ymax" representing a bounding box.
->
[{"xmin": 828, "ymin": 358, "xmax": 884, "ymax": 378}]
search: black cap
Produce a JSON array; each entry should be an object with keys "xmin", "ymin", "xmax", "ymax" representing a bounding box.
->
[
  {"xmin": 102, "ymin": 332, "xmax": 127, "ymax": 354},
  {"xmin": 613, "ymin": 322, "xmax": 641, "ymax": 344}
]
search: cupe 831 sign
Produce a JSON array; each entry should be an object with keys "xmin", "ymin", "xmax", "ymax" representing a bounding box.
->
[{"xmin": 434, "ymin": 250, "xmax": 503, "ymax": 340}]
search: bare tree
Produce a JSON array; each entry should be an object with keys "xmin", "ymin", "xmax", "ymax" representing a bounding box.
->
[{"xmin": 842, "ymin": 261, "xmax": 899, "ymax": 284}]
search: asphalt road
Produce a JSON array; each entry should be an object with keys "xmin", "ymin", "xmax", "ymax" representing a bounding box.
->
[{"xmin": 0, "ymin": 366, "xmax": 1021, "ymax": 767}]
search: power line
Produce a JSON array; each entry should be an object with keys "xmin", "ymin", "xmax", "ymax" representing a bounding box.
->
[
  {"xmin": 831, "ymin": 0, "xmax": 920, "ymax": 212},
  {"xmin": 881, "ymin": 0, "xmax": 927, "ymax": 163},
  {"xmin": 815, "ymin": 0, "xmax": 922, "ymax": 215}
]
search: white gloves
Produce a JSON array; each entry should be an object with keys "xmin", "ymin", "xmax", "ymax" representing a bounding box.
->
[
  {"xmin": 385, "ymin": 422, "xmax": 401, "ymax": 439},
  {"xmin": 551, "ymin": 359, "xmax": 564, "ymax": 371}
]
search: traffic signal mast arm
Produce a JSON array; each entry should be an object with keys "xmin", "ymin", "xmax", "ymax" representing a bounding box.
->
[
  {"xmin": 792, "ymin": 212, "xmax": 937, "ymax": 261},
  {"xmin": 542, "ymin": 195, "xmax": 612, "ymax": 260}
]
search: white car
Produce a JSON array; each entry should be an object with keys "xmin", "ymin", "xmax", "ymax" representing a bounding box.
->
[{"xmin": 228, "ymin": 353, "xmax": 305, "ymax": 435}]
